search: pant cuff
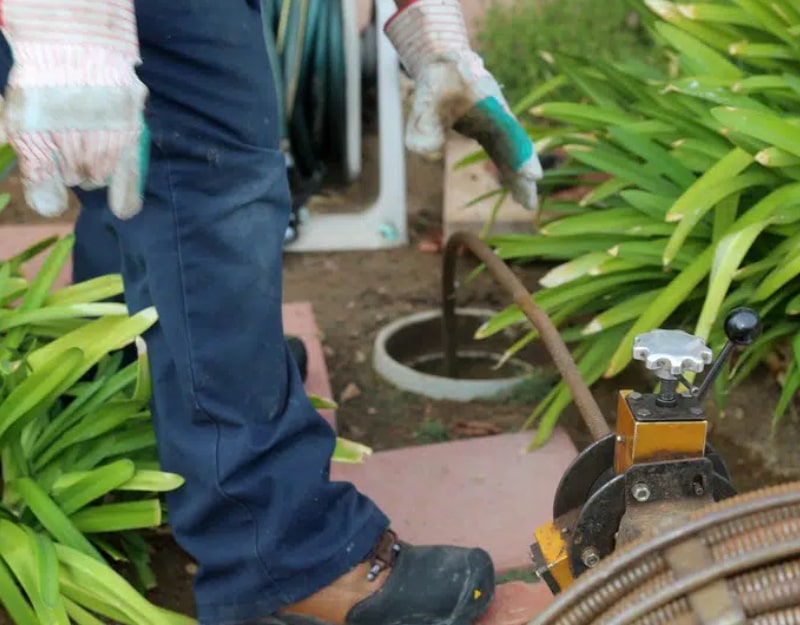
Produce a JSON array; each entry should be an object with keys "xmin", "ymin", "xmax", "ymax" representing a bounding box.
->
[{"xmin": 196, "ymin": 509, "xmax": 391, "ymax": 625}]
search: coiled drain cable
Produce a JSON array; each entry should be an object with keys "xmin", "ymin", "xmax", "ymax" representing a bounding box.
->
[{"xmin": 533, "ymin": 481, "xmax": 800, "ymax": 625}]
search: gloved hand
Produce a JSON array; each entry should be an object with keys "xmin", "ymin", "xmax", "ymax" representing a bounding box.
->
[
  {"xmin": 0, "ymin": 0, "xmax": 149, "ymax": 219},
  {"xmin": 385, "ymin": 0, "xmax": 542, "ymax": 210}
]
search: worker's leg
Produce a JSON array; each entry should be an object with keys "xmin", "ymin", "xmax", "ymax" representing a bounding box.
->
[
  {"xmin": 72, "ymin": 183, "xmax": 312, "ymax": 381},
  {"xmin": 72, "ymin": 210, "xmax": 122, "ymax": 286},
  {"xmin": 71, "ymin": 2, "xmax": 390, "ymax": 622},
  {"xmin": 0, "ymin": 1, "xmax": 493, "ymax": 623}
]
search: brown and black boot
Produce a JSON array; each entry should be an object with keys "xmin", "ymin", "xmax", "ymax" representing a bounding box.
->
[{"xmin": 271, "ymin": 529, "xmax": 495, "ymax": 625}]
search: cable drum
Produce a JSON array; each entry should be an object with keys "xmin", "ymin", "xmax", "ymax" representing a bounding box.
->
[{"xmin": 530, "ymin": 481, "xmax": 800, "ymax": 625}]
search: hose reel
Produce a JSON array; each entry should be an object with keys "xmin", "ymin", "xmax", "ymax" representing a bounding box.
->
[{"xmin": 262, "ymin": 0, "xmax": 366, "ymax": 244}]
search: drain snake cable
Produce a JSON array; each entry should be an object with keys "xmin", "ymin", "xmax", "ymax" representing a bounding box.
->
[{"xmin": 441, "ymin": 230, "xmax": 610, "ymax": 442}]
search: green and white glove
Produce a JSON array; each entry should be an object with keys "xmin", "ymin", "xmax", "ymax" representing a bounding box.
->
[
  {"xmin": 385, "ymin": 0, "xmax": 542, "ymax": 210},
  {"xmin": 0, "ymin": 0, "xmax": 149, "ymax": 219}
]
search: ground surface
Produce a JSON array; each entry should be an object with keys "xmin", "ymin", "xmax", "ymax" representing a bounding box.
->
[
  {"xmin": 1, "ymin": 107, "xmax": 798, "ymax": 625},
  {"xmin": 1, "ymin": 140, "xmax": 798, "ymax": 620}
]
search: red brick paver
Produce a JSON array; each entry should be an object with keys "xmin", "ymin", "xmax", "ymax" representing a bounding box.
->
[
  {"xmin": 2, "ymin": 222, "xmax": 74, "ymax": 287},
  {"xmin": 331, "ymin": 429, "xmax": 577, "ymax": 572},
  {"xmin": 283, "ymin": 301, "xmax": 337, "ymax": 428},
  {"xmin": 479, "ymin": 582, "xmax": 553, "ymax": 625}
]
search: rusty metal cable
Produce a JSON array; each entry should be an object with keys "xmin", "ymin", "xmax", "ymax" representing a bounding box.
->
[
  {"xmin": 441, "ymin": 230, "xmax": 610, "ymax": 441},
  {"xmin": 753, "ymin": 608, "xmax": 800, "ymax": 625},
  {"xmin": 530, "ymin": 482, "xmax": 800, "ymax": 625},
  {"xmin": 603, "ymin": 537, "xmax": 800, "ymax": 625},
  {"xmin": 730, "ymin": 559, "xmax": 800, "ymax": 615}
]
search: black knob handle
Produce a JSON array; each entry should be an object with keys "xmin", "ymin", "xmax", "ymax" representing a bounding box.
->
[{"xmin": 724, "ymin": 307, "xmax": 762, "ymax": 346}]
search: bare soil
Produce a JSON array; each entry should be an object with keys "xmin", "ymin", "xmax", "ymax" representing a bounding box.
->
[{"xmin": 0, "ymin": 137, "xmax": 798, "ymax": 622}]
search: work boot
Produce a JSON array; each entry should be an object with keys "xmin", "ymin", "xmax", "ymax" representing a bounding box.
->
[
  {"xmin": 286, "ymin": 336, "xmax": 308, "ymax": 382},
  {"xmin": 274, "ymin": 529, "xmax": 495, "ymax": 625}
]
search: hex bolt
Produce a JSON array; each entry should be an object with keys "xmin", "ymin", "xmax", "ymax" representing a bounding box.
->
[
  {"xmin": 692, "ymin": 476, "xmax": 706, "ymax": 497},
  {"xmin": 694, "ymin": 483, "xmax": 706, "ymax": 496},
  {"xmin": 690, "ymin": 407, "xmax": 703, "ymax": 417},
  {"xmin": 636, "ymin": 408, "xmax": 652, "ymax": 418},
  {"xmin": 632, "ymin": 482, "xmax": 651, "ymax": 503},
  {"xmin": 628, "ymin": 392, "xmax": 642, "ymax": 401},
  {"xmin": 581, "ymin": 547, "xmax": 600, "ymax": 568}
]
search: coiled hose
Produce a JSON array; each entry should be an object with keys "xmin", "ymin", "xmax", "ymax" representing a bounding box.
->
[
  {"xmin": 261, "ymin": 0, "xmax": 348, "ymax": 184},
  {"xmin": 262, "ymin": 0, "xmax": 351, "ymax": 243}
]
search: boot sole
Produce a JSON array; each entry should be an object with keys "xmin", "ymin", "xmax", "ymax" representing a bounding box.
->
[{"xmin": 267, "ymin": 553, "xmax": 495, "ymax": 625}]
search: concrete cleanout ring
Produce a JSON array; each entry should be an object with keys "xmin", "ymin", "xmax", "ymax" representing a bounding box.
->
[{"xmin": 372, "ymin": 307, "xmax": 539, "ymax": 402}]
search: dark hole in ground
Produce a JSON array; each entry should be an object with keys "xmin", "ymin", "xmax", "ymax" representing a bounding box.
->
[{"xmin": 410, "ymin": 352, "xmax": 532, "ymax": 379}]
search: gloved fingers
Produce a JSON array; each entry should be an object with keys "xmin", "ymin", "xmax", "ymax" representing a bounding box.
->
[
  {"xmin": 79, "ymin": 131, "xmax": 127, "ymax": 190},
  {"xmin": 19, "ymin": 165, "xmax": 70, "ymax": 218},
  {"xmin": 108, "ymin": 139, "xmax": 143, "ymax": 220},
  {"xmin": 504, "ymin": 157, "xmax": 541, "ymax": 211},
  {"xmin": 406, "ymin": 87, "xmax": 447, "ymax": 160},
  {"xmin": 405, "ymin": 64, "xmax": 467, "ymax": 161},
  {"xmin": 453, "ymin": 93, "xmax": 543, "ymax": 210},
  {"xmin": 11, "ymin": 133, "xmax": 70, "ymax": 217}
]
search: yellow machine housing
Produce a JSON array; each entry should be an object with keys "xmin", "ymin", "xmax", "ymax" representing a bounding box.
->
[{"xmin": 529, "ymin": 388, "xmax": 712, "ymax": 594}]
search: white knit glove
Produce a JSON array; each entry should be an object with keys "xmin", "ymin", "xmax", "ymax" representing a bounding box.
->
[
  {"xmin": 0, "ymin": 0, "xmax": 149, "ymax": 219},
  {"xmin": 385, "ymin": 0, "xmax": 542, "ymax": 210}
]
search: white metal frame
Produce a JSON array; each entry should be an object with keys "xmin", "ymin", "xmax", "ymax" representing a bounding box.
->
[{"xmin": 285, "ymin": 0, "xmax": 408, "ymax": 253}]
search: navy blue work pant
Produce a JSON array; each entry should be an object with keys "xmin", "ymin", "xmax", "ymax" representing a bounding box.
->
[{"xmin": 0, "ymin": 2, "xmax": 390, "ymax": 623}]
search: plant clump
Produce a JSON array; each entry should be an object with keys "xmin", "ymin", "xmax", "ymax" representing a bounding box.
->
[{"xmin": 472, "ymin": 0, "xmax": 800, "ymax": 447}]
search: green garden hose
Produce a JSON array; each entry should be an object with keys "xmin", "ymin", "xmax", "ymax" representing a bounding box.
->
[{"xmin": 261, "ymin": 0, "xmax": 349, "ymax": 183}]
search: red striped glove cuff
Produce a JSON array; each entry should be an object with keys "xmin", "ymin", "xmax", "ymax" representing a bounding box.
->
[{"xmin": 384, "ymin": 0, "xmax": 470, "ymax": 77}]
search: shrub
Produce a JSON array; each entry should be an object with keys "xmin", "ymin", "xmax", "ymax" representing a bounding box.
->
[
  {"xmin": 472, "ymin": 0, "xmax": 800, "ymax": 448},
  {"xmin": 0, "ymin": 225, "xmax": 194, "ymax": 624},
  {"xmin": 476, "ymin": 0, "xmax": 659, "ymax": 107}
]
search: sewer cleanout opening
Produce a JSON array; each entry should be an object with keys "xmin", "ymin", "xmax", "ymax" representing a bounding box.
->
[{"xmin": 372, "ymin": 308, "xmax": 549, "ymax": 402}]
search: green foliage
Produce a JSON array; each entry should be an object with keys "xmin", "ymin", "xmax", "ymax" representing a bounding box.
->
[
  {"xmin": 477, "ymin": 0, "xmax": 800, "ymax": 447},
  {"xmin": 476, "ymin": 0, "xmax": 659, "ymax": 107},
  {"xmin": 0, "ymin": 223, "xmax": 195, "ymax": 624},
  {"xmin": 0, "ymin": 216, "xmax": 371, "ymax": 624}
]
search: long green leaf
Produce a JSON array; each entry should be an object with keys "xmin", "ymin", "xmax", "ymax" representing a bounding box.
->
[
  {"xmin": 652, "ymin": 20, "xmax": 743, "ymax": 78},
  {"xmin": 0, "ymin": 347, "xmax": 84, "ymax": 444},
  {"xmin": 55, "ymin": 544, "xmax": 196, "ymax": 625},
  {"xmin": 753, "ymin": 250, "xmax": 800, "ymax": 301},
  {"xmin": 607, "ymin": 247, "xmax": 714, "ymax": 376},
  {"xmin": 52, "ymin": 459, "xmax": 138, "ymax": 515},
  {"xmin": 0, "ymin": 522, "xmax": 69, "ymax": 625},
  {"xmin": 0, "ymin": 555, "xmax": 37, "ymax": 625},
  {"xmin": 0, "ymin": 303, "xmax": 129, "ymax": 331},
  {"xmin": 34, "ymin": 401, "xmax": 149, "ymax": 470},
  {"xmin": 29, "ymin": 528, "xmax": 70, "ymax": 625},
  {"xmin": 45, "ymin": 274, "xmax": 125, "ymax": 306},
  {"xmin": 12, "ymin": 479, "xmax": 103, "ymax": 561},
  {"xmin": 70, "ymin": 500, "xmax": 162, "ymax": 534},
  {"xmin": 712, "ymin": 106, "xmax": 800, "ymax": 156},
  {"xmin": 63, "ymin": 597, "xmax": 108, "ymax": 625}
]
